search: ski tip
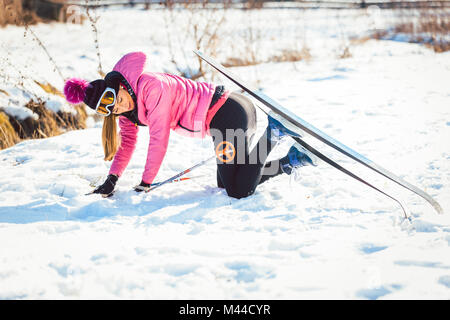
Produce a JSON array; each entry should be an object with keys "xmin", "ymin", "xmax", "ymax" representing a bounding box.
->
[{"xmin": 433, "ymin": 202, "xmax": 444, "ymax": 215}]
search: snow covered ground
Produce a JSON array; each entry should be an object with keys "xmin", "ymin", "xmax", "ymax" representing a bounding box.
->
[{"xmin": 0, "ymin": 6, "xmax": 449, "ymax": 299}]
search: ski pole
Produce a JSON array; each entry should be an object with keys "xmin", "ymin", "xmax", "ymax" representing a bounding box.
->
[
  {"xmin": 147, "ymin": 155, "xmax": 216, "ymax": 192},
  {"xmin": 148, "ymin": 143, "xmax": 236, "ymax": 192},
  {"xmin": 150, "ymin": 175, "xmax": 208, "ymax": 187}
]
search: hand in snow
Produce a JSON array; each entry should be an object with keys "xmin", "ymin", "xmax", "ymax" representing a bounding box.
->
[
  {"xmin": 93, "ymin": 174, "xmax": 118, "ymax": 197},
  {"xmin": 134, "ymin": 180, "xmax": 151, "ymax": 193}
]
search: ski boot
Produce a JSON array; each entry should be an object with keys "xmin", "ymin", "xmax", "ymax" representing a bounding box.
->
[
  {"xmin": 280, "ymin": 143, "xmax": 318, "ymax": 176},
  {"xmin": 267, "ymin": 111, "xmax": 304, "ymax": 142}
]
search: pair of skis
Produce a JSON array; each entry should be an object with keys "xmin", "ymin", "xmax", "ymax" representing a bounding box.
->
[{"xmin": 194, "ymin": 51, "xmax": 443, "ymax": 218}]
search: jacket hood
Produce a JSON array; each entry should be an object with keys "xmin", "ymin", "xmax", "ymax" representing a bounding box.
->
[{"xmin": 112, "ymin": 51, "xmax": 147, "ymax": 95}]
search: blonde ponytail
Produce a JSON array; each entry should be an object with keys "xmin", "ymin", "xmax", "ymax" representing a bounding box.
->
[{"xmin": 102, "ymin": 114, "xmax": 120, "ymax": 161}]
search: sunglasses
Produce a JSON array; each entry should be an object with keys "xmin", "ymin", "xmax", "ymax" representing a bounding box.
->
[{"xmin": 95, "ymin": 88, "xmax": 116, "ymax": 116}]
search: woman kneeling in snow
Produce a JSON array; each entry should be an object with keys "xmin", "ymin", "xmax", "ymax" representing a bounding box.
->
[{"xmin": 64, "ymin": 52, "xmax": 315, "ymax": 198}]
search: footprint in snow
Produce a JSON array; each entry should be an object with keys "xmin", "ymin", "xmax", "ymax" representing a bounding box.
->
[
  {"xmin": 359, "ymin": 243, "xmax": 388, "ymax": 255},
  {"xmin": 356, "ymin": 284, "xmax": 402, "ymax": 300},
  {"xmin": 438, "ymin": 275, "xmax": 450, "ymax": 288}
]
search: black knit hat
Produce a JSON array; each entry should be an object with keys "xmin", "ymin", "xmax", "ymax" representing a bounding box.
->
[
  {"xmin": 83, "ymin": 79, "xmax": 107, "ymax": 110},
  {"xmin": 84, "ymin": 72, "xmax": 124, "ymax": 110},
  {"xmin": 64, "ymin": 71, "xmax": 124, "ymax": 111}
]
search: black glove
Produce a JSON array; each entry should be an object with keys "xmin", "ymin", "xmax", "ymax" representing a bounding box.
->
[
  {"xmin": 93, "ymin": 174, "xmax": 118, "ymax": 196},
  {"xmin": 134, "ymin": 180, "xmax": 151, "ymax": 193}
]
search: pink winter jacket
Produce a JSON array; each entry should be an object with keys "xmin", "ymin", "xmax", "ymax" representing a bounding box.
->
[{"xmin": 108, "ymin": 52, "xmax": 229, "ymax": 185}]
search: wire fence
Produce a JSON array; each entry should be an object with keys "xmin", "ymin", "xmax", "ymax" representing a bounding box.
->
[{"xmin": 33, "ymin": 0, "xmax": 450, "ymax": 9}]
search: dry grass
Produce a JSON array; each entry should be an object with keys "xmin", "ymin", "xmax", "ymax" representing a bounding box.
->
[
  {"xmin": 34, "ymin": 80, "xmax": 64, "ymax": 98},
  {"xmin": 23, "ymin": 99, "xmax": 61, "ymax": 139},
  {"xmin": 424, "ymin": 41, "xmax": 450, "ymax": 53},
  {"xmin": 0, "ymin": 111, "xmax": 20, "ymax": 150},
  {"xmin": 368, "ymin": 30, "xmax": 389, "ymax": 40},
  {"xmin": 223, "ymin": 46, "xmax": 311, "ymax": 67},
  {"xmin": 245, "ymin": 0, "xmax": 265, "ymax": 10},
  {"xmin": 414, "ymin": 10, "xmax": 450, "ymax": 52},
  {"xmin": 0, "ymin": 0, "xmax": 42, "ymax": 27},
  {"xmin": 0, "ymin": 81, "xmax": 87, "ymax": 150},
  {"xmin": 0, "ymin": 79, "xmax": 88, "ymax": 149},
  {"xmin": 338, "ymin": 46, "xmax": 353, "ymax": 59},
  {"xmin": 222, "ymin": 57, "xmax": 261, "ymax": 68},
  {"xmin": 269, "ymin": 47, "xmax": 312, "ymax": 63},
  {"xmin": 1, "ymin": 98, "xmax": 87, "ymax": 150},
  {"xmin": 33, "ymin": 81, "xmax": 87, "ymax": 131},
  {"xmin": 418, "ymin": 10, "xmax": 450, "ymax": 35},
  {"xmin": 350, "ymin": 35, "xmax": 371, "ymax": 45},
  {"xmin": 368, "ymin": 8, "xmax": 450, "ymax": 53},
  {"xmin": 0, "ymin": 0, "xmax": 80, "ymax": 27},
  {"xmin": 1, "ymin": 0, "xmax": 23, "ymax": 26}
]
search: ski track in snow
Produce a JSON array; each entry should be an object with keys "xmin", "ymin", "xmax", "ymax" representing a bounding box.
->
[{"xmin": 1, "ymin": 9, "xmax": 450, "ymax": 299}]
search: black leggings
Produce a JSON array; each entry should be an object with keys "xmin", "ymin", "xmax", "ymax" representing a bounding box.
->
[{"xmin": 209, "ymin": 92, "xmax": 284, "ymax": 199}]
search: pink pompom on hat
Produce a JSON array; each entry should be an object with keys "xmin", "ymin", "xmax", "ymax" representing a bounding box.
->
[
  {"xmin": 64, "ymin": 77, "xmax": 108, "ymax": 110},
  {"xmin": 64, "ymin": 78, "xmax": 91, "ymax": 104}
]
